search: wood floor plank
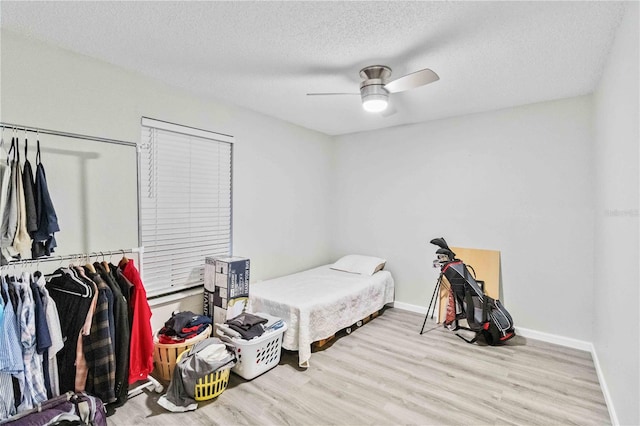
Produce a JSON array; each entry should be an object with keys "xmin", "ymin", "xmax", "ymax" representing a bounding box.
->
[{"xmin": 107, "ymin": 308, "xmax": 610, "ymax": 425}]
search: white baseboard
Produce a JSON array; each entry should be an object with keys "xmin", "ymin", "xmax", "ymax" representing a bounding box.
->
[
  {"xmin": 514, "ymin": 326, "xmax": 592, "ymax": 352},
  {"xmin": 392, "ymin": 303, "xmax": 617, "ymax": 424},
  {"xmin": 391, "ymin": 301, "xmax": 427, "ymax": 314},
  {"xmin": 590, "ymin": 344, "xmax": 619, "ymax": 426}
]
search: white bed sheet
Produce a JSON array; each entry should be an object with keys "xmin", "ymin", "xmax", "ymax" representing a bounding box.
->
[{"xmin": 249, "ymin": 265, "xmax": 395, "ymax": 367}]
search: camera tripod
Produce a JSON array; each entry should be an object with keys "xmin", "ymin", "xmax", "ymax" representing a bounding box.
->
[{"xmin": 420, "ymin": 272, "xmax": 444, "ymax": 334}]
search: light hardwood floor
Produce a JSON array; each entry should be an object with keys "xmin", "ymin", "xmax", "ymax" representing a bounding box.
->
[{"xmin": 108, "ymin": 308, "xmax": 610, "ymax": 425}]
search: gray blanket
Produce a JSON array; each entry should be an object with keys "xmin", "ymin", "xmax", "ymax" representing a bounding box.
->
[{"xmin": 159, "ymin": 338, "xmax": 236, "ymax": 411}]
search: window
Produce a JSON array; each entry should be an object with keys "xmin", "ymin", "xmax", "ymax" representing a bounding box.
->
[{"xmin": 139, "ymin": 117, "xmax": 233, "ymax": 298}]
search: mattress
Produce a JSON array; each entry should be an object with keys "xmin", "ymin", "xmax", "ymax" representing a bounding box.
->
[{"xmin": 249, "ymin": 265, "xmax": 395, "ymax": 367}]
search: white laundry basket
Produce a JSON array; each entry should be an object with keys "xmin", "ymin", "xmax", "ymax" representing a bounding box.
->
[{"xmin": 216, "ymin": 322, "xmax": 287, "ymax": 380}]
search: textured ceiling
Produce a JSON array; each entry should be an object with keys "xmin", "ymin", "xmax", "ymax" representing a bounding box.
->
[{"xmin": 0, "ymin": 1, "xmax": 627, "ymax": 136}]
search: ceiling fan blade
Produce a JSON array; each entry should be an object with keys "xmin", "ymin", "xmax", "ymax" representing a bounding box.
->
[
  {"xmin": 306, "ymin": 92, "xmax": 360, "ymax": 96},
  {"xmin": 384, "ymin": 68, "xmax": 439, "ymax": 93}
]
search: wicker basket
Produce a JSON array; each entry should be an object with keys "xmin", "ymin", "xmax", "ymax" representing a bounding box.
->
[{"xmin": 153, "ymin": 324, "xmax": 212, "ymax": 382}]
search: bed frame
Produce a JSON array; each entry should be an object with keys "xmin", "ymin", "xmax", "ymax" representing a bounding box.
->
[{"xmin": 313, "ymin": 310, "xmax": 380, "ymax": 349}]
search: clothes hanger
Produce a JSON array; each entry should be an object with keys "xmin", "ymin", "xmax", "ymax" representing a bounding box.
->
[
  {"xmin": 46, "ymin": 255, "xmax": 68, "ymax": 282},
  {"xmin": 34, "ymin": 129, "xmax": 40, "ymax": 165},
  {"xmin": 24, "ymin": 130, "xmax": 28, "ymax": 162},
  {"xmin": 16, "ymin": 131, "xmax": 22, "ymax": 166},
  {"xmin": 53, "ymin": 264, "xmax": 92, "ymax": 298},
  {"xmin": 7, "ymin": 131, "xmax": 15, "ymax": 165},
  {"xmin": 47, "ymin": 255, "xmax": 92, "ymax": 298},
  {"xmin": 0, "ymin": 126, "xmax": 6, "ymax": 160},
  {"xmin": 85, "ymin": 252, "xmax": 96, "ymax": 274},
  {"xmin": 73, "ymin": 256, "xmax": 93, "ymax": 281},
  {"xmin": 36, "ymin": 137, "xmax": 41, "ymax": 166},
  {"xmin": 70, "ymin": 255, "xmax": 83, "ymax": 275},
  {"xmin": 47, "ymin": 283, "xmax": 88, "ymax": 298},
  {"xmin": 33, "ymin": 258, "xmax": 44, "ymax": 283},
  {"xmin": 99, "ymin": 251, "xmax": 110, "ymax": 273},
  {"xmin": 118, "ymin": 249, "xmax": 129, "ymax": 268}
]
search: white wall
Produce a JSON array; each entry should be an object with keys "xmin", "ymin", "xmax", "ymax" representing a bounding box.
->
[
  {"xmin": 0, "ymin": 30, "xmax": 334, "ymax": 329},
  {"xmin": 332, "ymin": 96, "xmax": 595, "ymax": 341},
  {"xmin": 593, "ymin": 3, "xmax": 639, "ymax": 425}
]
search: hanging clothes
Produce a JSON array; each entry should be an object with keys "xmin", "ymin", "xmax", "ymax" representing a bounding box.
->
[
  {"xmin": 29, "ymin": 272, "xmax": 52, "ymax": 399},
  {"xmin": 25, "ymin": 275, "xmax": 50, "ymax": 403},
  {"xmin": 110, "ymin": 265, "xmax": 134, "ymax": 330},
  {"xmin": 1, "ymin": 138, "xmax": 19, "ymax": 263},
  {"xmin": 0, "ymin": 137, "xmax": 13, "ymax": 266},
  {"xmin": 29, "ymin": 274, "xmax": 51, "ymax": 356},
  {"xmin": 15, "ymin": 272, "xmax": 47, "ymax": 411},
  {"xmin": 95, "ymin": 262, "xmax": 130, "ymax": 407},
  {"xmin": 81, "ymin": 267, "xmax": 116, "ymax": 404},
  {"xmin": 11, "ymin": 146, "xmax": 32, "ymax": 260},
  {"xmin": 33, "ymin": 272, "xmax": 64, "ymax": 399},
  {"xmin": 0, "ymin": 248, "xmax": 156, "ymax": 422},
  {"xmin": 85, "ymin": 267, "xmax": 115, "ymax": 352},
  {"xmin": 32, "ymin": 141, "xmax": 59, "ymax": 258},
  {"xmin": 72, "ymin": 269, "xmax": 98, "ymax": 394},
  {"xmin": 45, "ymin": 268, "xmax": 94, "ymax": 395},
  {"xmin": 120, "ymin": 259, "xmax": 154, "ymax": 384},
  {"xmin": 0, "ymin": 276, "xmax": 24, "ymax": 420},
  {"xmin": 21, "ymin": 139, "xmax": 38, "ymax": 236},
  {"xmin": 7, "ymin": 275, "xmax": 26, "ymax": 412}
]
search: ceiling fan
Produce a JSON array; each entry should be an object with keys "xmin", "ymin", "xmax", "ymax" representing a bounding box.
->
[{"xmin": 307, "ymin": 65, "xmax": 439, "ymax": 114}]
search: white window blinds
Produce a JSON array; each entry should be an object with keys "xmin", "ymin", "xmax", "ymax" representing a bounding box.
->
[{"xmin": 139, "ymin": 118, "xmax": 233, "ymax": 298}]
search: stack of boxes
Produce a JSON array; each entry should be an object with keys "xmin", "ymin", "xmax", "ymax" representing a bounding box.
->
[{"xmin": 204, "ymin": 256, "xmax": 250, "ymax": 327}]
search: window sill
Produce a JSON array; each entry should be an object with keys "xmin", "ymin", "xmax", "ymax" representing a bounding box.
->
[{"xmin": 147, "ymin": 286, "xmax": 203, "ymax": 308}]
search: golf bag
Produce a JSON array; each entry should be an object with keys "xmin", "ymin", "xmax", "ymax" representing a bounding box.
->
[{"xmin": 427, "ymin": 237, "xmax": 515, "ymax": 345}]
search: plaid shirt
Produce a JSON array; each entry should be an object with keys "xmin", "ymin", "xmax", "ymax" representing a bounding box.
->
[{"xmin": 83, "ymin": 271, "xmax": 116, "ymax": 404}]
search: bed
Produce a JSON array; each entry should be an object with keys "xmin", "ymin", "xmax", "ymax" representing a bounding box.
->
[{"xmin": 249, "ymin": 257, "xmax": 395, "ymax": 368}]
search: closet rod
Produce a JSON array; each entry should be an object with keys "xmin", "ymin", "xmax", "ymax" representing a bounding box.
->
[
  {"xmin": 0, "ymin": 121, "xmax": 137, "ymax": 147},
  {"xmin": 1, "ymin": 247, "xmax": 143, "ymax": 268}
]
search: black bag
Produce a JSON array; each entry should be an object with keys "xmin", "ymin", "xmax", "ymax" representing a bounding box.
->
[
  {"xmin": 434, "ymin": 238, "xmax": 515, "ymax": 346},
  {"xmin": 483, "ymin": 298, "xmax": 515, "ymax": 345}
]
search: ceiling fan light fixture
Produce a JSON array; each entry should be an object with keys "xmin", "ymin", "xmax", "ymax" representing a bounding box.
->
[
  {"xmin": 362, "ymin": 97, "xmax": 388, "ymax": 113},
  {"xmin": 361, "ymin": 84, "xmax": 389, "ymax": 113}
]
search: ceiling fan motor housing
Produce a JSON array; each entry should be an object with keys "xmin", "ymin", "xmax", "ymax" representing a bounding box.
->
[
  {"xmin": 360, "ymin": 65, "xmax": 391, "ymax": 111},
  {"xmin": 360, "ymin": 82, "xmax": 389, "ymax": 103}
]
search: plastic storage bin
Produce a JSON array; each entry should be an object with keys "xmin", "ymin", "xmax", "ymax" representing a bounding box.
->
[
  {"xmin": 216, "ymin": 322, "xmax": 287, "ymax": 380},
  {"xmin": 153, "ymin": 324, "xmax": 212, "ymax": 382},
  {"xmin": 176, "ymin": 350, "xmax": 230, "ymax": 401}
]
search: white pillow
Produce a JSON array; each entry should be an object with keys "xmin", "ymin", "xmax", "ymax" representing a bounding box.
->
[{"xmin": 330, "ymin": 255, "xmax": 386, "ymax": 276}]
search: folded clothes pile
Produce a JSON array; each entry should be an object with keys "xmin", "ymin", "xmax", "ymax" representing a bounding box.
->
[
  {"xmin": 158, "ymin": 311, "xmax": 212, "ymax": 344},
  {"xmin": 218, "ymin": 312, "xmax": 285, "ymax": 340}
]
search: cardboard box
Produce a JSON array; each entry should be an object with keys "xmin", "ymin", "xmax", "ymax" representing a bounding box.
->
[
  {"xmin": 204, "ymin": 256, "xmax": 250, "ymax": 322},
  {"xmin": 212, "ymin": 256, "xmax": 250, "ymax": 299},
  {"xmin": 203, "ymin": 289, "xmax": 215, "ymax": 318},
  {"xmin": 205, "ymin": 290, "xmax": 241, "ymax": 323},
  {"xmin": 213, "ymin": 306, "xmax": 228, "ymax": 331},
  {"xmin": 204, "ymin": 257, "xmax": 217, "ymax": 292},
  {"xmin": 211, "ymin": 298, "xmax": 249, "ymax": 337}
]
